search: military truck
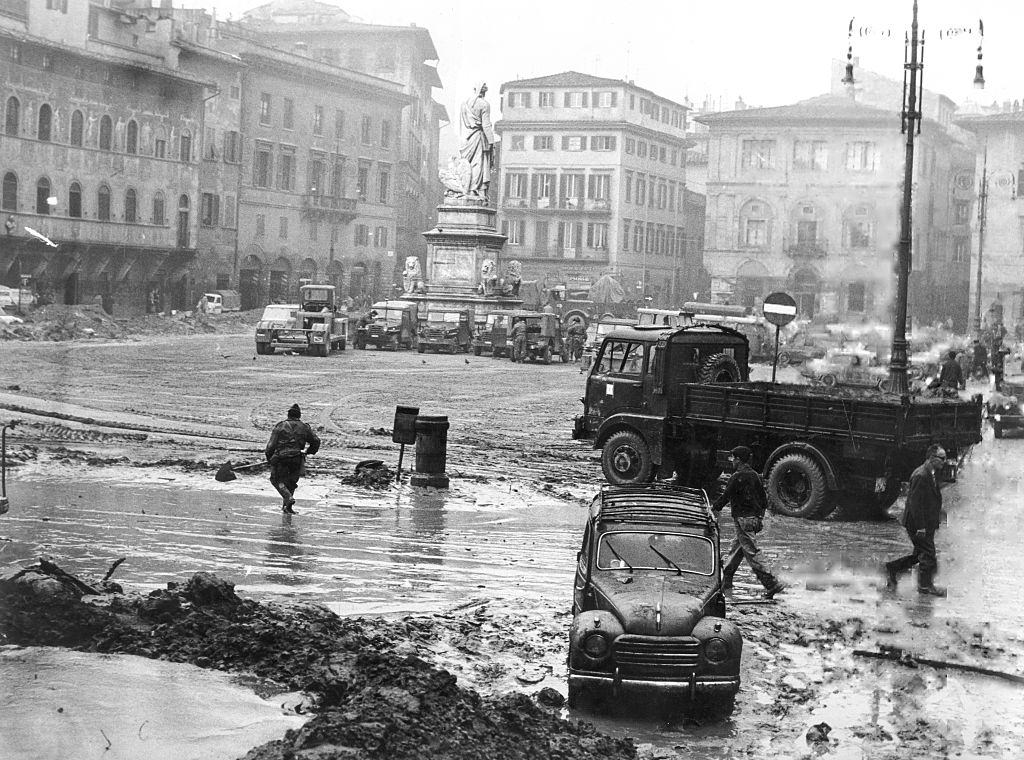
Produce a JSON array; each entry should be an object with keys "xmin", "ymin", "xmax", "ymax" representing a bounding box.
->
[
  {"xmin": 254, "ymin": 303, "xmax": 299, "ymax": 355},
  {"xmin": 573, "ymin": 324, "xmax": 983, "ymax": 519},
  {"xmin": 512, "ymin": 311, "xmax": 569, "ymax": 364},
  {"xmin": 472, "ymin": 309, "xmax": 515, "ymax": 357},
  {"xmin": 355, "ymin": 300, "xmax": 418, "ymax": 350},
  {"xmin": 255, "ymin": 284, "xmax": 349, "ymax": 357},
  {"xmin": 418, "ymin": 308, "xmax": 473, "ymax": 353}
]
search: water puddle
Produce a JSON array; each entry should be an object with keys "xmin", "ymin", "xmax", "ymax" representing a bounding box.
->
[{"xmin": 0, "ymin": 646, "xmax": 307, "ymax": 760}]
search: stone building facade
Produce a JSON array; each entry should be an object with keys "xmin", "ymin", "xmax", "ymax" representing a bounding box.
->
[
  {"xmin": 697, "ymin": 94, "xmax": 974, "ymax": 329},
  {"xmin": 494, "ymin": 72, "xmax": 704, "ymax": 304},
  {"xmin": 957, "ymin": 109, "xmax": 1024, "ymax": 335},
  {"xmin": 0, "ymin": 0, "xmax": 207, "ymax": 314}
]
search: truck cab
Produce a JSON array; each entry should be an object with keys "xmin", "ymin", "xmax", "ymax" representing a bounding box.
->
[
  {"xmin": 472, "ymin": 309, "xmax": 515, "ymax": 357},
  {"xmin": 356, "ymin": 300, "xmax": 418, "ymax": 350},
  {"xmin": 294, "ymin": 284, "xmax": 349, "ymax": 356},
  {"xmin": 636, "ymin": 308, "xmax": 695, "ymax": 328},
  {"xmin": 418, "ymin": 308, "xmax": 473, "ymax": 353},
  {"xmin": 575, "ymin": 325, "xmax": 750, "ymax": 441}
]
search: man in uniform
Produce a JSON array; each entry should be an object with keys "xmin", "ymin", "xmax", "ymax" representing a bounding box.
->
[
  {"xmin": 265, "ymin": 404, "xmax": 321, "ymax": 514},
  {"xmin": 712, "ymin": 446, "xmax": 786, "ymax": 598},
  {"xmin": 884, "ymin": 444, "xmax": 947, "ymax": 596},
  {"xmin": 509, "ymin": 317, "xmax": 527, "ymax": 363}
]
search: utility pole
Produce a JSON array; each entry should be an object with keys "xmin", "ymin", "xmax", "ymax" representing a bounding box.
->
[{"xmin": 972, "ymin": 146, "xmax": 988, "ymax": 334}]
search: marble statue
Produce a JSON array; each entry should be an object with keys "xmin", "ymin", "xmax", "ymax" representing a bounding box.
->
[
  {"xmin": 402, "ymin": 256, "xmax": 423, "ymax": 294},
  {"xmin": 457, "ymin": 82, "xmax": 495, "ymax": 201},
  {"xmin": 480, "ymin": 258, "xmax": 498, "ymax": 294},
  {"xmin": 502, "ymin": 259, "xmax": 522, "ymax": 296}
]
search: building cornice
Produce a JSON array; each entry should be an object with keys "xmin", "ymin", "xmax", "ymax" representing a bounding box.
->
[{"xmin": 495, "ymin": 119, "xmax": 690, "ymax": 146}]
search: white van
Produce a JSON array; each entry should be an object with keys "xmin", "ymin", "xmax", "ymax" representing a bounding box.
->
[{"xmin": 198, "ymin": 290, "xmax": 241, "ymax": 314}]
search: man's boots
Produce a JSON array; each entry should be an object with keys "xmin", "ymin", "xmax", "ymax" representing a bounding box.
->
[
  {"xmin": 274, "ymin": 483, "xmax": 295, "ymax": 513},
  {"xmin": 883, "ymin": 563, "xmax": 899, "ymax": 592},
  {"xmin": 917, "ymin": 570, "xmax": 946, "ymax": 597}
]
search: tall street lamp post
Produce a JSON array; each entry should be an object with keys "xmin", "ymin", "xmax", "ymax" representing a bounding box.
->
[
  {"xmin": 972, "ymin": 147, "xmax": 988, "ymax": 334},
  {"xmin": 843, "ymin": 0, "xmax": 984, "ymax": 396}
]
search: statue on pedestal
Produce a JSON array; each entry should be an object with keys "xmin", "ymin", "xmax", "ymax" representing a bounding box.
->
[
  {"xmin": 440, "ymin": 82, "xmax": 494, "ymax": 202},
  {"xmin": 402, "ymin": 256, "xmax": 424, "ymax": 294}
]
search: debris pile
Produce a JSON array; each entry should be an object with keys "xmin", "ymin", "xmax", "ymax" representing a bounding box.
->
[
  {"xmin": 0, "ymin": 560, "xmax": 636, "ymax": 760},
  {"xmin": 340, "ymin": 459, "xmax": 395, "ymax": 489}
]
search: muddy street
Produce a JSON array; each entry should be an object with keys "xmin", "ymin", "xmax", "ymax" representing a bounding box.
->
[{"xmin": 2, "ymin": 332, "xmax": 1024, "ymax": 758}]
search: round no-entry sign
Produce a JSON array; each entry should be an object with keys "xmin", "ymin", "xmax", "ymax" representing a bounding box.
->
[{"xmin": 762, "ymin": 291, "xmax": 798, "ymax": 327}]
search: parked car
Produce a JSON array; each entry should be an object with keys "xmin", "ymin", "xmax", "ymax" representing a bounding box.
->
[
  {"xmin": 986, "ymin": 374, "xmax": 1024, "ymax": 438},
  {"xmin": 198, "ymin": 289, "xmax": 241, "ymax": 314},
  {"xmin": 568, "ymin": 484, "xmax": 741, "ymax": 713},
  {"xmin": 472, "ymin": 309, "xmax": 515, "ymax": 357},
  {"xmin": 0, "ymin": 285, "xmax": 35, "ymax": 310},
  {"xmin": 512, "ymin": 311, "xmax": 569, "ymax": 364},
  {"xmin": 355, "ymin": 300, "xmax": 418, "ymax": 350},
  {"xmin": 800, "ymin": 351, "xmax": 890, "ymax": 391},
  {"xmin": 418, "ymin": 308, "xmax": 473, "ymax": 353}
]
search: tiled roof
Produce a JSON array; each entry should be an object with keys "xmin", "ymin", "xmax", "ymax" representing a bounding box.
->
[
  {"xmin": 694, "ymin": 94, "xmax": 894, "ymax": 125},
  {"xmin": 956, "ymin": 111, "xmax": 1024, "ymax": 131},
  {"xmin": 500, "ymin": 71, "xmax": 688, "ymax": 110}
]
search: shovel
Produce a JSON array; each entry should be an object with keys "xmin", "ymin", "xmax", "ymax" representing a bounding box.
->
[{"xmin": 215, "ymin": 459, "xmax": 266, "ymax": 482}]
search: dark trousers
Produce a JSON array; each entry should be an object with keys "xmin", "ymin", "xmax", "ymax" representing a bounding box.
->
[
  {"xmin": 270, "ymin": 455, "xmax": 303, "ymax": 503},
  {"xmin": 886, "ymin": 528, "xmax": 938, "ymax": 585},
  {"xmin": 722, "ymin": 516, "xmax": 779, "ymax": 589}
]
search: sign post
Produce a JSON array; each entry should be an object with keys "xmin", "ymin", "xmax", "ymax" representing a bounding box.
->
[
  {"xmin": 392, "ymin": 405, "xmax": 420, "ymax": 483},
  {"xmin": 762, "ymin": 292, "xmax": 798, "ymax": 383}
]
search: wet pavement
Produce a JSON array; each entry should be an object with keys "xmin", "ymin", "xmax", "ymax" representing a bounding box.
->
[{"xmin": 1, "ymin": 334, "xmax": 1023, "ymax": 758}]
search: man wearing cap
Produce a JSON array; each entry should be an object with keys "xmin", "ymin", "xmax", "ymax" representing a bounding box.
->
[
  {"xmin": 265, "ymin": 404, "xmax": 321, "ymax": 514},
  {"xmin": 712, "ymin": 446, "xmax": 786, "ymax": 598},
  {"xmin": 884, "ymin": 444, "xmax": 948, "ymax": 596}
]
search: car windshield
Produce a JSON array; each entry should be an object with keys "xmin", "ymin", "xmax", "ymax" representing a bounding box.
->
[
  {"xmin": 428, "ymin": 312, "xmax": 461, "ymax": 324},
  {"xmin": 487, "ymin": 315, "xmax": 507, "ymax": 327},
  {"xmin": 261, "ymin": 306, "xmax": 295, "ymax": 321},
  {"xmin": 596, "ymin": 531, "xmax": 714, "ymax": 575},
  {"xmin": 303, "ymin": 288, "xmax": 332, "ymax": 302},
  {"xmin": 375, "ymin": 309, "xmax": 405, "ymax": 324}
]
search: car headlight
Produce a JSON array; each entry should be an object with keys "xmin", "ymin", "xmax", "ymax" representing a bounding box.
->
[
  {"xmin": 994, "ymin": 414, "xmax": 1002, "ymax": 422},
  {"xmin": 582, "ymin": 632, "xmax": 611, "ymax": 661},
  {"xmin": 704, "ymin": 637, "xmax": 730, "ymax": 664}
]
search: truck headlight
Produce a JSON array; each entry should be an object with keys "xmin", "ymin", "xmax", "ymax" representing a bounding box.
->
[
  {"xmin": 994, "ymin": 414, "xmax": 1002, "ymax": 422},
  {"xmin": 704, "ymin": 637, "xmax": 730, "ymax": 664}
]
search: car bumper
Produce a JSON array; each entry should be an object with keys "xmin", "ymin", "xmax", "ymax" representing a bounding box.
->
[
  {"xmin": 991, "ymin": 412, "xmax": 1024, "ymax": 428},
  {"xmin": 568, "ymin": 672, "xmax": 739, "ymax": 699},
  {"xmin": 573, "ymin": 414, "xmax": 599, "ymax": 440}
]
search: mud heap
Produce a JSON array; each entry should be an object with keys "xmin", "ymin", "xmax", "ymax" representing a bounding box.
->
[
  {"xmin": 0, "ymin": 561, "xmax": 635, "ymax": 760},
  {"xmin": 0, "ymin": 304, "xmax": 260, "ymax": 341}
]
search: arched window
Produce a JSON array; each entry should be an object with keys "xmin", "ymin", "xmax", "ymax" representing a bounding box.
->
[
  {"xmin": 738, "ymin": 199, "xmax": 773, "ymax": 249},
  {"xmin": 37, "ymin": 103, "xmax": 52, "ymax": 141},
  {"xmin": 152, "ymin": 191, "xmax": 165, "ymax": 225},
  {"xmin": 97, "ymin": 184, "xmax": 111, "ymax": 220},
  {"xmin": 5, "ymin": 96, "xmax": 19, "ymax": 136},
  {"xmin": 124, "ymin": 188, "xmax": 137, "ymax": 222},
  {"xmin": 36, "ymin": 176, "xmax": 51, "ymax": 215},
  {"xmin": 69, "ymin": 181, "xmax": 82, "ymax": 218},
  {"xmin": 2, "ymin": 172, "xmax": 17, "ymax": 211},
  {"xmin": 126, "ymin": 120, "xmax": 138, "ymax": 154},
  {"xmin": 179, "ymin": 129, "xmax": 191, "ymax": 162},
  {"xmin": 70, "ymin": 110, "xmax": 83, "ymax": 146},
  {"xmin": 99, "ymin": 115, "xmax": 112, "ymax": 150}
]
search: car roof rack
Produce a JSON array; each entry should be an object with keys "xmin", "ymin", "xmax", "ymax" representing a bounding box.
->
[{"xmin": 592, "ymin": 484, "xmax": 714, "ymax": 531}]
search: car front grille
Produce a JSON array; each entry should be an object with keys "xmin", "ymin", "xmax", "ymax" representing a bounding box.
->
[{"xmin": 613, "ymin": 635, "xmax": 700, "ymax": 679}]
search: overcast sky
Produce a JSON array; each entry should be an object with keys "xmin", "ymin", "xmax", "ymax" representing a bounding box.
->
[{"xmin": 187, "ymin": 0, "xmax": 1022, "ymax": 138}]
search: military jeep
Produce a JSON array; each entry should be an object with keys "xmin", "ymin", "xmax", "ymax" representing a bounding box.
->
[
  {"xmin": 568, "ymin": 484, "xmax": 741, "ymax": 713},
  {"xmin": 512, "ymin": 311, "xmax": 569, "ymax": 364}
]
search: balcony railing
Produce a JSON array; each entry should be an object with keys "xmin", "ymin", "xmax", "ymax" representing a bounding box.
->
[
  {"xmin": 302, "ymin": 193, "xmax": 358, "ymax": 221},
  {"xmin": 784, "ymin": 238, "xmax": 829, "ymax": 258},
  {"xmin": 11, "ymin": 215, "xmax": 178, "ymax": 249}
]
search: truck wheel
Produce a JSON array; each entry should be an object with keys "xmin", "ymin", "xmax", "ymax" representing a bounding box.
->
[
  {"xmin": 777, "ymin": 351, "xmax": 791, "ymax": 365},
  {"xmin": 602, "ymin": 430, "xmax": 654, "ymax": 485},
  {"xmin": 698, "ymin": 353, "xmax": 742, "ymax": 383},
  {"xmin": 339, "ymin": 339, "xmax": 346, "ymax": 351},
  {"xmin": 474, "ymin": 345, "xmax": 482, "ymax": 356},
  {"xmin": 255, "ymin": 343, "xmax": 268, "ymax": 355},
  {"xmin": 994, "ymin": 422, "xmax": 1004, "ymax": 439},
  {"xmin": 821, "ymin": 373, "xmax": 838, "ymax": 388},
  {"xmin": 542, "ymin": 345, "xmax": 552, "ymax": 365},
  {"xmin": 560, "ymin": 345, "xmax": 570, "ymax": 363},
  {"xmin": 418, "ymin": 343, "xmax": 425, "ymax": 354},
  {"xmin": 767, "ymin": 453, "xmax": 830, "ymax": 519}
]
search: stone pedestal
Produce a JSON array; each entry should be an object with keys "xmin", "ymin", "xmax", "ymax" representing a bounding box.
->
[{"xmin": 406, "ymin": 198, "xmax": 522, "ymax": 314}]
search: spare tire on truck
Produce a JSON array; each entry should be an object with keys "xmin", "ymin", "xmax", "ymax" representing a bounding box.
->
[
  {"xmin": 766, "ymin": 453, "xmax": 834, "ymax": 519},
  {"xmin": 698, "ymin": 353, "xmax": 742, "ymax": 383},
  {"xmin": 601, "ymin": 430, "xmax": 654, "ymax": 485}
]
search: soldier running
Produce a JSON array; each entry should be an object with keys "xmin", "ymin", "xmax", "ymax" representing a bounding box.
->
[
  {"xmin": 265, "ymin": 403, "xmax": 321, "ymax": 514},
  {"xmin": 712, "ymin": 446, "xmax": 786, "ymax": 599}
]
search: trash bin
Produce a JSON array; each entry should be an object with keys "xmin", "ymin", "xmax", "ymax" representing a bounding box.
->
[{"xmin": 410, "ymin": 415, "xmax": 449, "ymax": 488}]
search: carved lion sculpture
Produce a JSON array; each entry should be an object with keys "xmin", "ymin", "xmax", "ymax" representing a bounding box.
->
[
  {"xmin": 501, "ymin": 259, "xmax": 523, "ymax": 296},
  {"xmin": 402, "ymin": 256, "xmax": 423, "ymax": 294},
  {"xmin": 479, "ymin": 258, "xmax": 498, "ymax": 294}
]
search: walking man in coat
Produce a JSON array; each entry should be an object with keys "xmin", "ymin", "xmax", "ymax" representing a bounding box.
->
[
  {"xmin": 509, "ymin": 317, "xmax": 527, "ymax": 363},
  {"xmin": 712, "ymin": 446, "xmax": 786, "ymax": 598},
  {"xmin": 266, "ymin": 403, "xmax": 321, "ymax": 514},
  {"xmin": 884, "ymin": 444, "xmax": 947, "ymax": 596}
]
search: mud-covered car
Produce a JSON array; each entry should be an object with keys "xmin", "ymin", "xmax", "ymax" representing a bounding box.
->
[
  {"xmin": 800, "ymin": 351, "xmax": 890, "ymax": 391},
  {"xmin": 568, "ymin": 484, "xmax": 741, "ymax": 713},
  {"xmin": 986, "ymin": 374, "xmax": 1024, "ymax": 438}
]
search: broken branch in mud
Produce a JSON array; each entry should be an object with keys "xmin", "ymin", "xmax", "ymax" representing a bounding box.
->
[
  {"xmin": 102, "ymin": 557, "xmax": 126, "ymax": 582},
  {"xmin": 853, "ymin": 648, "xmax": 1024, "ymax": 685},
  {"xmin": 38, "ymin": 557, "xmax": 99, "ymax": 595}
]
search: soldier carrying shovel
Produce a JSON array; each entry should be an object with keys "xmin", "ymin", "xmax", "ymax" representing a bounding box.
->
[{"xmin": 265, "ymin": 404, "xmax": 320, "ymax": 514}]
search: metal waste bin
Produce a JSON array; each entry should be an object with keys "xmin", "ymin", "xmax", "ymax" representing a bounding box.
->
[{"xmin": 410, "ymin": 415, "xmax": 449, "ymax": 488}]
